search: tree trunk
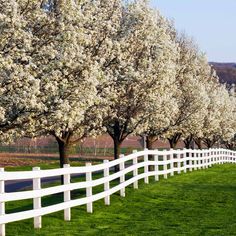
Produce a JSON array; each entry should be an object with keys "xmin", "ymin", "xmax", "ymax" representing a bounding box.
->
[
  {"xmin": 113, "ymin": 137, "xmax": 122, "ymax": 172},
  {"xmin": 184, "ymin": 135, "xmax": 193, "ymax": 149},
  {"xmin": 56, "ymin": 137, "xmax": 70, "ymax": 184},
  {"xmin": 168, "ymin": 133, "xmax": 182, "ymax": 149},
  {"xmin": 146, "ymin": 135, "xmax": 156, "ymax": 171},
  {"xmin": 168, "ymin": 138, "xmax": 178, "ymax": 149},
  {"xmin": 194, "ymin": 138, "xmax": 203, "ymax": 149},
  {"xmin": 146, "ymin": 136, "xmax": 154, "ymax": 150},
  {"xmin": 168, "ymin": 139, "xmax": 175, "ymax": 149},
  {"xmin": 56, "ymin": 137, "xmax": 70, "ymax": 168},
  {"xmin": 203, "ymin": 138, "xmax": 216, "ymax": 149},
  {"xmin": 206, "ymin": 142, "xmax": 211, "ymax": 149},
  {"xmin": 113, "ymin": 137, "xmax": 122, "ymax": 160},
  {"xmin": 225, "ymin": 142, "xmax": 234, "ymax": 150}
]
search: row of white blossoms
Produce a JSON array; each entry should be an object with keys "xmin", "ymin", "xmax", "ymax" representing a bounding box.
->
[
  {"xmin": 0, "ymin": 148, "xmax": 236, "ymax": 235},
  {"xmin": 0, "ymin": 1, "xmax": 236, "ymax": 165}
]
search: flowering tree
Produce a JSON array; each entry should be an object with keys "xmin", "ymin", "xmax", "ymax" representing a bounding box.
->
[
  {"xmin": 199, "ymin": 82, "xmax": 236, "ymax": 148},
  {"xmin": 137, "ymin": 19, "xmax": 179, "ymax": 150},
  {"xmin": 164, "ymin": 36, "xmax": 210, "ymax": 148},
  {"xmin": 0, "ymin": 0, "xmax": 123, "ymax": 167},
  {"xmin": 29, "ymin": 0, "xmax": 124, "ymax": 167},
  {"xmin": 0, "ymin": 0, "xmax": 42, "ymax": 142},
  {"xmin": 102, "ymin": 1, "xmax": 178, "ymax": 159}
]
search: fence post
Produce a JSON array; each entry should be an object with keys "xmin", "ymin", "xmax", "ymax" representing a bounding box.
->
[
  {"xmin": 63, "ymin": 164, "xmax": 71, "ymax": 221},
  {"xmin": 194, "ymin": 151, "xmax": 197, "ymax": 170},
  {"xmin": 203, "ymin": 151, "xmax": 206, "ymax": 169},
  {"xmin": 119, "ymin": 154, "xmax": 125, "ymax": 197},
  {"xmin": 86, "ymin": 163, "xmax": 93, "ymax": 213},
  {"xmin": 183, "ymin": 148, "xmax": 187, "ymax": 173},
  {"xmin": 208, "ymin": 150, "xmax": 210, "ymax": 167},
  {"xmin": 213, "ymin": 150, "xmax": 215, "ymax": 164},
  {"xmin": 219, "ymin": 149, "xmax": 221, "ymax": 164},
  {"xmin": 170, "ymin": 149, "xmax": 174, "ymax": 176},
  {"xmin": 33, "ymin": 167, "xmax": 41, "ymax": 229},
  {"xmin": 203, "ymin": 151, "xmax": 206, "ymax": 168},
  {"xmin": 0, "ymin": 168, "xmax": 5, "ymax": 236},
  {"xmin": 154, "ymin": 153, "xmax": 159, "ymax": 181},
  {"xmin": 216, "ymin": 149, "xmax": 218, "ymax": 164},
  {"xmin": 200, "ymin": 152, "xmax": 203, "ymax": 169},
  {"xmin": 103, "ymin": 160, "xmax": 110, "ymax": 205},
  {"xmin": 132, "ymin": 150, "xmax": 138, "ymax": 189},
  {"xmin": 220, "ymin": 149, "xmax": 222, "ymax": 164},
  {"xmin": 163, "ymin": 150, "xmax": 168, "ymax": 179},
  {"xmin": 144, "ymin": 148, "xmax": 149, "ymax": 184},
  {"xmin": 205, "ymin": 151, "xmax": 208, "ymax": 169},
  {"xmin": 177, "ymin": 150, "xmax": 181, "ymax": 174},
  {"xmin": 221, "ymin": 149, "xmax": 223, "ymax": 163},
  {"xmin": 209, "ymin": 149, "xmax": 212, "ymax": 167},
  {"xmin": 189, "ymin": 149, "xmax": 193, "ymax": 172}
]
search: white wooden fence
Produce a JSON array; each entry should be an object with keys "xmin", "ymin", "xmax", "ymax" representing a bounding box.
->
[{"xmin": 0, "ymin": 148, "xmax": 236, "ymax": 236}]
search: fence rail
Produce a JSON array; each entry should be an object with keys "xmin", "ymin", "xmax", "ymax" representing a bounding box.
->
[{"xmin": 0, "ymin": 148, "xmax": 236, "ymax": 236}]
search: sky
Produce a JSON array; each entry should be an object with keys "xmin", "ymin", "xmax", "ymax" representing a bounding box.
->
[{"xmin": 150, "ymin": 0, "xmax": 236, "ymax": 63}]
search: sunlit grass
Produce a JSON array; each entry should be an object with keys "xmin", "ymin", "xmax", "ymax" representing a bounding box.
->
[{"xmin": 5, "ymin": 164, "xmax": 236, "ymax": 236}]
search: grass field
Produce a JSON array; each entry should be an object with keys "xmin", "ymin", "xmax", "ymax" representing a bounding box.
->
[{"xmin": 5, "ymin": 164, "xmax": 236, "ymax": 236}]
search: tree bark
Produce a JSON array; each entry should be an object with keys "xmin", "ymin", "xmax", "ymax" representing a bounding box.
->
[
  {"xmin": 194, "ymin": 138, "xmax": 203, "ymax": 149},
  {"xmin": 113, "ymin": 137, "xmax": 122, "ymax": 172},
  {"xmin": 203, "ymin": 138, "xmax": 216, "ymax": 149},
  {"xmin": 168, "ymin": 139, "xmax": 175, "ymax": 149},
  {"xmin": 146, "ymin": 135, "xmax": 156, "ymax": 171},
  {"xmin": 225, "ymin": 142, "xmax": 234, "ymax": 150},
  {"xmin": 146, "ymin": 135, "xmax": 154, "ymax": 150},
  {"xmin": 168, "ymin": 133, "xmax": 181, "ymax": 149},
  {"xmin": 56, "ymin": 137, "xmax": 70, "ymax": 168},
  {"xmin": 184, "ymin": 135, "xmax": 193, "ymax": 149},
  {"xmin": 113, "ymin": 137, "xmax": 122, "ymax": 160},
  {"xmin": 55, "ymin": 135, "xmax": 71, "ymax": 184},
  {"xmin": 168, "ymin": 134, "xmax": 181, "ymax": 168}
]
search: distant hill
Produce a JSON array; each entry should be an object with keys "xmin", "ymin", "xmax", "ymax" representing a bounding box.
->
[{"xmin": 210, "ymin": 62, "xmax": 236, "ymax": 85}]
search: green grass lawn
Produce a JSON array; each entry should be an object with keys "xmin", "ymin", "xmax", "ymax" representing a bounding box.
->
[{"xmin": 5, "ymin": 164, "xmax": 236, "ymax": 236}]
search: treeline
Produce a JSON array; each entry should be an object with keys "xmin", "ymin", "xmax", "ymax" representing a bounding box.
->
[{"xmin": 0, "ymin": 0, "xmax": 235, "ymax": 167}]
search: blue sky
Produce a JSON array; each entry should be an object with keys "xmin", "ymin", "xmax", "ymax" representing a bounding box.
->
[{"xmin": 150, "ymin": 0, "xmax": 236, "ymax": 62}]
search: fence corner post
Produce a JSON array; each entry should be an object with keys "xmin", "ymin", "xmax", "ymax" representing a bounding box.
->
[
  {"xmin": 132, "ymin": 150, "xmax": 138, "ymax": 189},
  {"xmin": 0, "ymin": 168, "xmax": 5, "ymax": 236},
  {"xmin": 33, "ymin": 167, "xmax": 42, "ymax": 229},
  {"xmin": 86, "ymin": 162, "xmax": 93, "ymax": 213},
  {"xmin": 63, "ymin": 164, "xmax": 71, "ymax": 221},
  {"xmin": 103, "ymin": 160, "xmax": 110, "ymax": 205}
]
